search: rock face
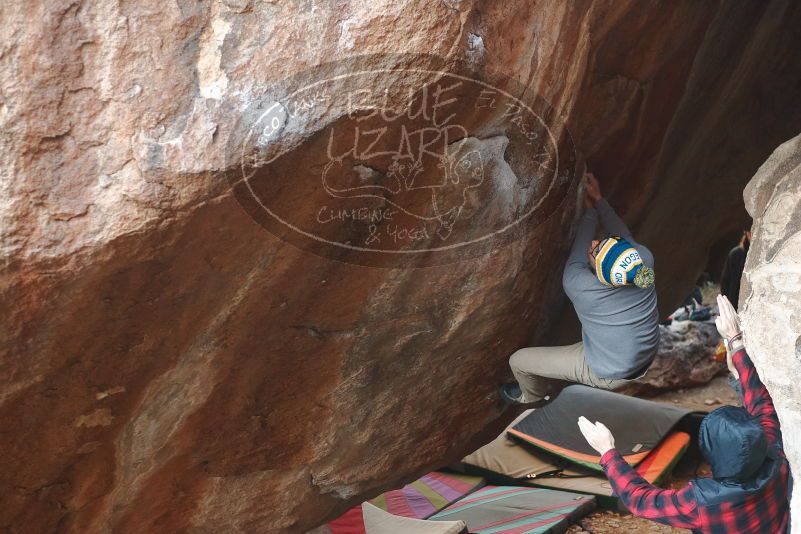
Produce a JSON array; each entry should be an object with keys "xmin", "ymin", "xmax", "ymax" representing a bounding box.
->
[
  {"xmin": 740, "ymin": 132, "xmax": 801, "ymax": 526},
  {"xmin": 617, "ymin": 322, "xmax": 725, "ymax": 397},
  {"xmin": 2, "ymin": 2, "xmax": 801, "ymax": 533}
]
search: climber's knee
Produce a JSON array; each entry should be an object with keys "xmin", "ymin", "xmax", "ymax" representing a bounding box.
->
[
  {"xmin": 509, "ymin": 347, "xmax": 542, "ymax": 375},
  {"xmin": 508, "ymin": 348, "xmax": 526, "ymax": 372}
]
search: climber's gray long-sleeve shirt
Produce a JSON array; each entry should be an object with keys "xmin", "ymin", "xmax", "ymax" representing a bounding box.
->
[{"xmin": 561, "ymin": 199, "xmax": 659, "ymax": 379}]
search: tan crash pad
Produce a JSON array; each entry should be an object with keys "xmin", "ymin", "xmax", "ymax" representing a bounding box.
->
[
  {"xmin": 462, "ymin": 409, "xmax": 617, "ymax": 497},
  {"xmin": 462, "ymin": 409, "xmax": 689, "ymax": 503}
]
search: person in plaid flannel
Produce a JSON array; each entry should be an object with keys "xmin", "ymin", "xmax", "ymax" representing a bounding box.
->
[{"xmin": 578, "ymin": 294, "xmax": 790, "ymax": 533}]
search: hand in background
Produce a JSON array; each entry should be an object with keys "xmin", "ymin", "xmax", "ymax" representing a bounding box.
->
[
  {"xmin": 584, "ymin": 172, "xmax": 602, "ymax": 205},
  {"xmin": 578, "ymin": 416, "xmax": 615, "ymax": 455}
]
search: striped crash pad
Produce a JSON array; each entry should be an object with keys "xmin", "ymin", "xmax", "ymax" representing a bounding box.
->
[
  {"xmin": 429, "ymin": 485, "xmax": 595, "ymax": 533},
  {"xmin": 323, "ymin": 471, "xmax": 485, "ymax": 533},
  {"xmin": 508, "ymin": 385, "xmax": 690, "ymax": 471},
  {"xmin": 371, "ymin": 471, "xmax": 484, "ymax": 518},
  {"xmin": 462, "ymin": 408, "xmax": 692, "ymax": 508}
]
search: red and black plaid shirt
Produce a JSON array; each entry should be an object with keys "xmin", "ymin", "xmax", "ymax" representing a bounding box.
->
[{"xmin": 600, "ymin": 347, "xmax": 790, "ymax": 533}]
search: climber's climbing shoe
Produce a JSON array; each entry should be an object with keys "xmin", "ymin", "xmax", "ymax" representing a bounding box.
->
[
  {"xmin": 499, "ymin": 384, "xmax": 551, "ymax": 407},
  {"xmin": 499, "ymin": 383, "xmax": 525, "ymax": 405}
]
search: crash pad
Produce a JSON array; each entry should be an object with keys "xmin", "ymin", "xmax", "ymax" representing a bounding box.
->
[
  {"xmin": 634, "ymin": 431, "xmax": 690, "ymax": 484},
  {"xmin": 371, "ymin": 471, "xmax": 485, "ymax": 519},
  {"xmin": 322, "ymin": 507, "xmax": 365, "ymax": 534},
  {"xmin": 324, "ymin": 471, "xmax": 484, "ymax": 533},
  {"xmin": 429, "ymin": 485, "xmax": 595, "ymax": 533},
  {"xmin": 361, "ymin": 502, "xmax": 466, "ymax": 534},
  {"xmin": 508, "ymin": 385, "xmax": 689, "ymax": 470},
  {"xmin": 462, "ymin": 409, "xmax": 693, "ymax": 508}
]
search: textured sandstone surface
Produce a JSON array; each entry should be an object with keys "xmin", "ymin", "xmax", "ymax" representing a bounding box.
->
[
  {"xmin": 741, "ymin": 132, "xmax": 801, "ymax": 526},
  {"xmin": 2, "ymin": 1, "xmax": 801, "ymax": 533}
]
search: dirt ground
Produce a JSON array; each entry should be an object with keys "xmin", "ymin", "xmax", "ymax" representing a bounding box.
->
[{"xmin": 565, "ymin": 374, "xmax": 738, "ymax": 533}]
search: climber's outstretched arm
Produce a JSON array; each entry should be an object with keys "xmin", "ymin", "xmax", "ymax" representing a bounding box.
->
[
  {"xmin": 562, "ymin": 207, "xmax": 598, "ymax": 292},
  {"xmin": 584, "ymin": 172, "xmax": 634, "ymax": 240},
  {"xmin": 596, "ymin": 198, "xmax": 633, "ymax": 241}
]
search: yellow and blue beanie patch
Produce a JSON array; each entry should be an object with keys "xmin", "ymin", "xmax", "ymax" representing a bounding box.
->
[{"xmin": 595, "ymin": 237, "xmax": 655, "ymax": 288}]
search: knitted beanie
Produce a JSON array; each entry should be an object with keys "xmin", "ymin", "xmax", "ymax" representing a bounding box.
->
[{"xmin": 595, "ymin": 237, "xmax": 655, "ymax": 288}]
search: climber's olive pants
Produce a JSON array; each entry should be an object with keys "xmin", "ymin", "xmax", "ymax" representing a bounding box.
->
[{"xmin": 509, "ymin": 342, "xmax": 634, "ymax": 403}]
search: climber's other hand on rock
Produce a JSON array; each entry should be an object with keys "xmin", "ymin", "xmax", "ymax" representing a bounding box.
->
[
  {"xmin": 578, "ymin": 416, "xmax": 615, "ymax": 455},
  {"xmin": 584, "ymin": 171, "xmax": 602, "ymax": 204}
]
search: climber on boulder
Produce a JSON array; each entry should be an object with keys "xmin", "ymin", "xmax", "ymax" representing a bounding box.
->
[
  {"xmin": 500, "ymin": 171, "xmax": 658, "ymax": 405},
  {"xmin": 577, "ymin": 295, "xmax": 790, "ymax": 534}
]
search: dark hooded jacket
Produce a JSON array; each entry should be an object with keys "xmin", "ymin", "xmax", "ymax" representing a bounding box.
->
[
  {"xmin": 690, "ymin": 405, "xmax": 790, "ymax": 533},
  {"xmin": 694, "ymin": 406, "xmax": 779, "ymax": 503},
  {"xmin": 600, "ymin": 348, "xmax": 790, "ymax": 534}
]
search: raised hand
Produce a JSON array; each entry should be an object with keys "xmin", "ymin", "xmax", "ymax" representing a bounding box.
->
[
  {"xmin": 715, "ymin": 294, "xmax": 741, "ymax": 340},
  {"xmin": 577, "ymin": 416, "xmax": 615, "ymax": 455},
  {"xmin": 716, "ymin": 294, "xmax": 742, "ymax": 379}
]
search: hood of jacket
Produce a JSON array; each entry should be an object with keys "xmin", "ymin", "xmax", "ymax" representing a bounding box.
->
[{"xmin": 699, "ymin": 405, "xmax": 768, "ymax": 480}]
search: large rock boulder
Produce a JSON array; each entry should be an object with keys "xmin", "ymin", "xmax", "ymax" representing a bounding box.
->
[
  {"xmin": 2, "ymin": 1, "xmax": 801, "ymax": 533},
  {"xmin": 741, "ymin": 132, "xmax": 801, "ymax": 526},
  {"xmin": 617, "ymin": 322, "xmax": 725, "ymax": 397}
]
